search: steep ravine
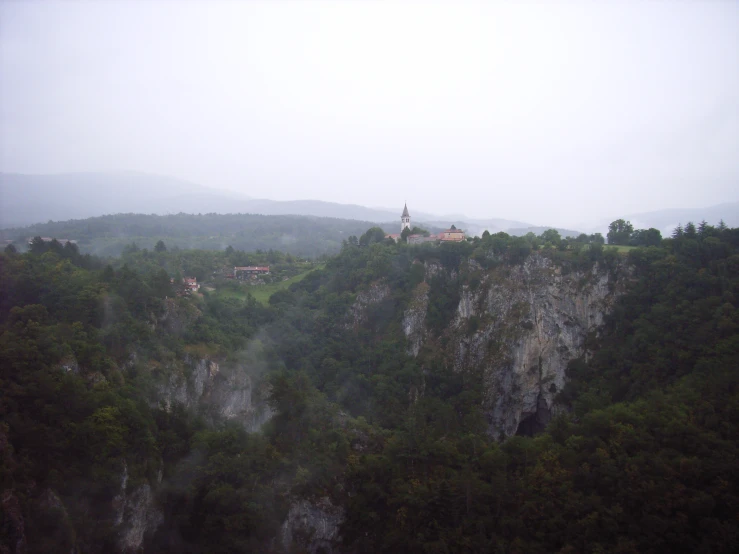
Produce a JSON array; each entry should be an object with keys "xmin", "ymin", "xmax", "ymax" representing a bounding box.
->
[{"xmin": 138, "ymin": 253, "xmax": 628, "ymax": 552}]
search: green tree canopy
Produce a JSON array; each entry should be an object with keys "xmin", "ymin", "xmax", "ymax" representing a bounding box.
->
[{"xmin": 607, "ymin": 219, "xmax": 634, "ymax": 245}]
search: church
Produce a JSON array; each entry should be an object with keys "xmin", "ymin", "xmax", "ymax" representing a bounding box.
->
[{"xmin": 385, "ymin": 204, "xmax": 465, "ymax": 243}]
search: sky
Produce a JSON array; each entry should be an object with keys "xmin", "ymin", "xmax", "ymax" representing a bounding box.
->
[{"xmin": 1, "ymin": 0, "xmax": 737, "ymax": 227}]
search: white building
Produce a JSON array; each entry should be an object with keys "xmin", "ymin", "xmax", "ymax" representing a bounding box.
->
[{"xmin": 401, "ymin": 203, "xmax": 411, "ymax": 232}]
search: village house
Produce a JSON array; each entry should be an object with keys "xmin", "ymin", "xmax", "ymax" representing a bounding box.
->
[
  {"xmin": 438, "ymin": 227, "xmax": 466, "ymax": 242},
  {"xmin": 183, "ymin": 277, "xmax": 200, "ymax": 292},
  {"xmin": 169, "ymin": 276, "xmax": 200, "ymax": 296},
  {"xmin": 234, "ymin": 266, "xmax": 270, "ymax": 280}
]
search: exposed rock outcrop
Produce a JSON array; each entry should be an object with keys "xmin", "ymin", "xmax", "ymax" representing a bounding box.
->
[
  {"xmin": 455, "ymin": 256, "xmax": 628, "ymax": 438},
  {"xmin": 406, "ymin": 254, "xmax": 629, "ymax": 439},
  {"xmin": 403, "ymin": 281, "xmax": 429, "ymax": 356},
  {"xmin": 58, "ymin": 355, "xmax": 80, "ymax": 374},
  {"xmin": 157, "ymin": 356, "xmax": 272, "ymax": 432},
  {"xmin": 280, "ymin": 497, "xmax": 344, "ymax": 554},
  {"xmin": 113, "ymin": 463, "xmax": 163, "ymax": 553},
  {"xmin": 347, "ymin": 281, "xmax": 391, "ymax": 329}
]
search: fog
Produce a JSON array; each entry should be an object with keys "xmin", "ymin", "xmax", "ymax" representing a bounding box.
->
[{"xmin": 1, "ymin": 1, "xmax": 737, "ymax": 228}]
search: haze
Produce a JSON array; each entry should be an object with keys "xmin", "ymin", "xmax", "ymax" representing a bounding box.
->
[{"xmin": 1, "ymin": 0, "xmax": 737, "ymax": 228}]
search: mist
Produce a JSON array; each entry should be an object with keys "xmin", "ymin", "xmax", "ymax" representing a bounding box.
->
[{"xmin": 1, "ymin": 1, "xmax": 737, "ymax": 228}]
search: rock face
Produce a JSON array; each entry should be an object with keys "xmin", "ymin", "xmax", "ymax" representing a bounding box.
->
[
  {"xmin": 347, "ymin": 281, "xmax": 391, "ymax": 329},
  {"xmin": 403, "ymin": 281, "xmax": 429, "ymax": 356},
  {"xmin": 408, "ymin": 254, "xmax": 629, "ymax": 439},
  {"xmin": 113, "ymin": 463, "xmax": 163, "ymax": 553},
  {"xmin": 158, "ymin": 356, "xmax": 272, "ymax": 432},
  {"xmin": 280, "ymin": 497, "xmax": 344, "ymax": 554}
]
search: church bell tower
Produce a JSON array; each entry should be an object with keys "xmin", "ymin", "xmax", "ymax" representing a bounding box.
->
[{"xmin": 401, "ymin": 203, "xmax": 411, "ymax": 232}]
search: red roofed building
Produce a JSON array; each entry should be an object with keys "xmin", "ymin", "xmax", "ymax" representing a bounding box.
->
[
  {"xmin": 183, "ymin": 277, "xmax": 200, "ymax": 292},
  {"xmin": 234, "ymin": 266, "xmax": 270, "ymax": 279}
]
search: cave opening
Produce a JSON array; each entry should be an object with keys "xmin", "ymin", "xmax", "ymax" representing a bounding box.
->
[{"xmin": 515, "ymin": 395, "xmax": 552, "ymax": 437}]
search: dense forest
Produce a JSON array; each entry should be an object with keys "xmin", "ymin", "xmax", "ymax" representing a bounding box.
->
[{"xmin": 1, "ymin": 222, "xmax": 737, "ymax": 553}]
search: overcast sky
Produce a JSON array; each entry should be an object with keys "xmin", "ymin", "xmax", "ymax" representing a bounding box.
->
[{"xmin": 1, "ymin": 1, "xmax": 737, "ymax": 227}]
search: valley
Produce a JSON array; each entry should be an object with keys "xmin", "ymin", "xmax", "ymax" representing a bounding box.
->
[{"xmin": 1, "ymin": 222, "xmax": 737, "ymax": 553}]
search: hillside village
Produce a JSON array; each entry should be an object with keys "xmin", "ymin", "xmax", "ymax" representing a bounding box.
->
[{"xmin": 385, "ymin": 203, "xmax": 466, "ymax": 243}]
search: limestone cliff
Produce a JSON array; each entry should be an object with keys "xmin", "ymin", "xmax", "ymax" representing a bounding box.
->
[
  {"xmin": 347, "ymin": 281, "xmax": 391, "ymax": 329},
  {"xmin": 402, "ymin": 281, "xmax": 429, "ymax": 356},
  {"xmin": 157, "ymin": 355, "xmax": 272, "ymax": 432},
  {"xmin": 113, "ymin": 462, "xmax": 163, "ymax": 554},
  {"xmin": 405, "ymin": 254, "xmax": 629, "ymax": 439}
]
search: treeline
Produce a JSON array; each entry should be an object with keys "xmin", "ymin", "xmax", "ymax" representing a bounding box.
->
[
  {"xmin": 0, "ymin": 212, "xmax": 386, "ymax": 258},
  {"xmin": 606, "ymin": 217, "xmax": 730, "ymax": 246}
]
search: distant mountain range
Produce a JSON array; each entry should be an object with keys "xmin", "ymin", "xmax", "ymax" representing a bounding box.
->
[
  {"xmin": 0, "ymin": 172, "xmax": 539, "ymax": 234},
  {"xmin": 620, "ymin": 203, "xmax": 739, "ymax": 235},
  {"xmin": 1, "ymin": 171, "xmax": 736, "ymax": 239},
  {"xmin": 0, "ymin": 172, "xmax": 251, "ymax": 226}
]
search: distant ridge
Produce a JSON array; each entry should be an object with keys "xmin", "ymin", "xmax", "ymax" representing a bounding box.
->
[
  {"xmin": 506, "ymin": 226, "xmax": 585, "ymax": 238},
  {"xmin": 585, "ymin": 201, "xmax": 739, "ymax": 237},
  {"xmin": 0, "ymin": 172, "xmax": 250, "ymax": 226},
  {"xmin": 6, "ymin": 171, "xmax": 731, "ymax": 238},
  {"xmin": 0, "ymin": 172, "xmax": 534, "ymax": 232},
  {"xmin": 623, "ymin": 202, "xmax": 739, "ymax": 230}
]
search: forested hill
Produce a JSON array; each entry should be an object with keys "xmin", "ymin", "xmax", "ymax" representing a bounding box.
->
[
  {"xmin": 0, "ymin": 212, "xmax": 402, "ymax": 258},
  {"xmin": 1, "ymin": 223, "xmax": 738, "ymax": 553}
]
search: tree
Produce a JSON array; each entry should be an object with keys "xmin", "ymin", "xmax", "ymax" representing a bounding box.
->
[
  {"xmin": 540, "ymin": 229, "xmax": 561, "ymax": 248},
  {"xmin": 101, "ymin": 265, "xmax": 115, "ymax": 282},
  {"xmin": 590, "ymin": 233, "xmax": 605, "ymax": 244},
  {"xmin": 4, "ymin": 244, "xmax": 17, "ymax": 254},
  {"xmin": 154, "ymin": 240, "xmax": 167, "ymax": 253},
  {"xmin": 630, "ymin": 228, "xmax": 662, "ymax": 247},
  {"xmin": 607, "ymin": 219, "xmax": 634, "ymax": 245},
  {"xmin": 63, "ymin": 241, "xmax": 79, "ymax": 259},
  {"xmin": 29, "ymin": 236, "xmax": 47, "ymax": 254},
  {"xmin": 123, "ymin": 242, "xmax": 140, "ymax": 254},
  {"xmin": 409, "ymin": 226, "xmax": 430, "ymax": 237},
  {"xmin": 359, "ymin": 227, "xmax": 387, "ymax": 247},
  {"xmin": 149, "ymin": 269, "xmax": 172, "ymax": 298}
]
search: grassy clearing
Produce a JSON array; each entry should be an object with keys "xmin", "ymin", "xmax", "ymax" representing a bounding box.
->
[{"xmin": 212, "ymin": 265, "xmax": 323, "ymax": 305}]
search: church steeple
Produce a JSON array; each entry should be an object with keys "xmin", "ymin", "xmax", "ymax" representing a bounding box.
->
[{"xmin": 401, "ymin": 203, "xmax": 411, "ymax": 232}]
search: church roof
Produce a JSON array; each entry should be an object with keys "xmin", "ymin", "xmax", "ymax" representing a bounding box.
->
[{"xmin": 401, "ymin": 203, "xmax": 410, "ymax": 218}]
